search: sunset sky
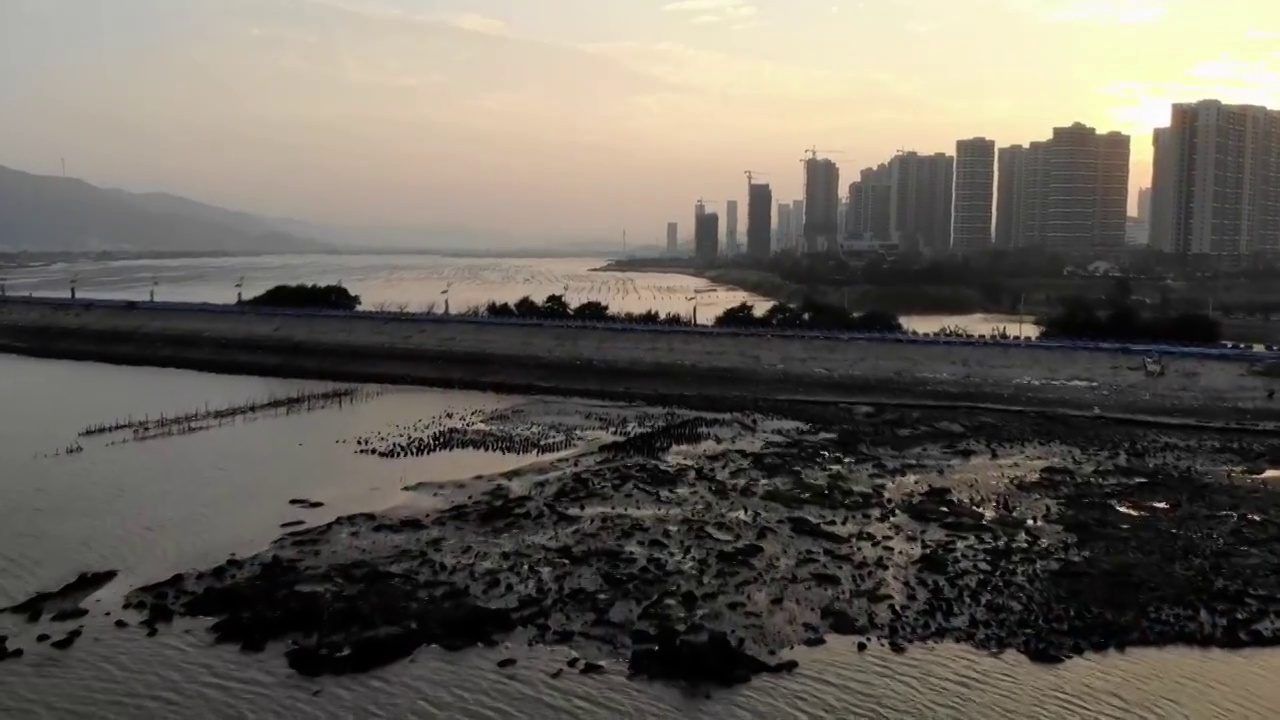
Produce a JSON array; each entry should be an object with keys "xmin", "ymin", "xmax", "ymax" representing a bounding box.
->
[{"xmin": 2, "ymin": 0, "xmax": 1277, "ymax": 245}]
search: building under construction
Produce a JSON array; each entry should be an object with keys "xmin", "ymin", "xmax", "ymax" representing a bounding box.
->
[
  {"xmin": 695, "ymin": 211, "xmax": 720, "ymax": 264},
  {"xmin": 803, "ymin": 156, "xmax": 841, "ymax": 253},
  {"xmin": 747, "ymin": 183, "xmax": 773, "ymax": 259}
]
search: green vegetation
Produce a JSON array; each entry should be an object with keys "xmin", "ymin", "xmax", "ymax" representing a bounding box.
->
[
  {"xmin": 241, "ymin": 284, "xmax": 361, "ymax": 311},
  {"xmin": 1036, "ymin": 280, "xmax": 1220, "ymax": 344},
  {"xmin": 467, "ymin": 293, "xmax": 903, "ymax": 333},
  {"xmin": 713, "ymin": 299, "xmax": 902, "ymax": 333},
  {"xmin": 604, "ymin": 249, "xmax": 1280, "ymax": 327},
  {"xmin": 479, "ymin": 294, "xmax": 690, "ymax": 326}
]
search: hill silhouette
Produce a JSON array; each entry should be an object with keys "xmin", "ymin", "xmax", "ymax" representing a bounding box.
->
[{"xmin": 0, "ymin": 165, "xmax": 327, "ymax": 254}]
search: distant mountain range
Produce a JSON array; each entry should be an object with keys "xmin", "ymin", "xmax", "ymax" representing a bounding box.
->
[
  {"xmin": 0, "ymin": 165, "xmax": 327, "ymax": 254},
  {"xmin": 0, "ymin": 164, "xmax": 647, "ymax": 258}
]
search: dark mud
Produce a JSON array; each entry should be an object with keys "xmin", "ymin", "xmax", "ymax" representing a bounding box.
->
[{"xmin": 128, "ymin": 403, "xmax": 1280, "ymax": 685}]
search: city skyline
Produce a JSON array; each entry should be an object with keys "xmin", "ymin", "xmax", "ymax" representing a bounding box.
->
[{"xmin": 2, "ymin": 0, "xmax": 1276, "ymax": 246}]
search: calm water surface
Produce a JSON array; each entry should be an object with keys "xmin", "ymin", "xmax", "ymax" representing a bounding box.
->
[
  {"xmin": 1, "ymin": 254, "xmax": 1036, "ymax": 335},
  {"xmin": 0, "ymin": 354, "xmax": 1265, "ymax": 718}
]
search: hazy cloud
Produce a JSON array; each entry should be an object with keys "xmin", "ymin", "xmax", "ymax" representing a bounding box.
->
[
  {"xmin": 442, "ymin": 13, "xmax": 511, "ymax": 36},
  {"xmin": 1009, "ymin": 0, "xmax": 1168, "ymax": 24},
  {"xmin": 662, "ymin": 0, "xmax": 758, "ymax": 25}
]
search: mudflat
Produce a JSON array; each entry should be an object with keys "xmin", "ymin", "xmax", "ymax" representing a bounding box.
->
[{"xmin": 120, "ymin": 400, "xmax": 1280, "ymax": 684}]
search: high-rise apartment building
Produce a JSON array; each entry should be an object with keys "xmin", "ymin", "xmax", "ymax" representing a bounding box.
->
[
  {"xmin": 1150, "ymin": 99, "xmax": 1280, "ymax": 255},
  {"xmin": 666, "ymin": 222, "xmax": 678, "ymax": 254},
  {"xmin": 790, "ymin": 200, "xmax": 805, "ymax": 250},
  {"xmin": 995, "ymin": 124, "xmax": 1130, "ymax": 253},
  {"xmin": 776, "ymin": 203, "xmax": 792, "ymax": 249},
  {"xmin": 847, "ymin": 164, "xmax": 893, "ymax": 244},
  {"xmin": 695, "ymin": 211, "xmax": 719, "ymax": 264},
  {"xmin": 995, "ymin": 145, "xmax": 1027, "ymax": 247},
  {"xmin": 1137, "ymin": 187, "xmax": 1152, "ymax": 222},
  {"xmin": 889, "ymin": 151, "xmax": 954, "ymax": 253},
  {"xmin": 747, "ymin": 183, "xmax": 773, "ymax": 259},
  {"xmin": 803, "ymin": 158, "xmax": 840, "ymax": 252},
  {"xmin": 953, "ymin": 137, "xmax": 996, "ymax": 252},
  {"xmin": 725, "ymin": 200, "xmax": 739, "ymax": 254},
  {"xmin": 1149, "ymin": 126, "xmax": 1177, "ymax": 253}
]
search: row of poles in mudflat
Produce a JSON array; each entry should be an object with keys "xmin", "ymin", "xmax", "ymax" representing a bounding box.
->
[
  {"xmin": 0, "ymin": 276, "xmax": 248, "ymax": 302},
  {"xmin": 78, "ymin": 386, "xmax": 376, "ymax": 439}
]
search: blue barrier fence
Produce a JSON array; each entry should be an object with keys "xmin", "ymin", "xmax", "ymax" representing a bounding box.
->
[{"xmin": 3, "ymin": 294, "xmax": 1276, "ymax": 364}]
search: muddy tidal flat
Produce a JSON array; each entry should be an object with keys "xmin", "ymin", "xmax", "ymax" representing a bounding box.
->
[{"xmin": 101, "ymin": 399, "xmax": 1280, "ymax": 687}]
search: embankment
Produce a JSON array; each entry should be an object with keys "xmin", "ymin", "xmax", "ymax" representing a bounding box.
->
[{"xmin": 1, "ymin": 299, "xmax": 1278, "ymax": 422}]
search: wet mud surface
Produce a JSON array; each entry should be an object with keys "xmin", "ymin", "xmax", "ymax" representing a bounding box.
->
[{"xmin": 23, "ymin": 400, "xmax": 1280, "ymax": 686}]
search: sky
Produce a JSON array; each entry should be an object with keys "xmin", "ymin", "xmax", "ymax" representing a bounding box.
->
[{"xmin": 2, "ymin": 0, "xmax": 1278, "ymax": 246}]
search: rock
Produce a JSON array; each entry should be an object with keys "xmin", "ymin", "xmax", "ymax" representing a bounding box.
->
[
  {"xmin": 147, "ymin": 602, "xmax": 176, "ymax": 624},
  {"xmin": 820, "ymin": 606, "xmax": 864, "ymax": 636},
  {"xmin": 114, "ymin": 619, "xmax": 129, "ymax": 628},
  {"xmin": 287, "ymin": 627, "xmax": 425, "ymax": 677},
  {"xmin": 497, "ymin": 657, "xmax": 517, "ymax": 668},
  {"xmin": 628, "ymin": 627, "xmax": 793, "ymax": 686},
  {"xmin": 579, "ymin": 660, "xmax": 606, "ymax": 675},
  {"xmin": 802, "ymin": 635, "xmax": 827, "ymax": 648},
  {"xmin": 786, "ymin": 516, "xmax": 850, "ymax": 545},
  {"xmin": 2, "ymin": 571, "xmax": 119, "ymax": 617},
  {"xmin": 50, "ymin": 634, "xmax": 77, "ymax": 650},
  {"xmin": 716, "ymin": 543, "xmax": 766, "ymax": 566},
  {"xmin": 49, "ymin": 607, "xmax": 90, "ymax": 622},
  {"xmin": 36, "ymin": 633, "xmax": 51, "ymax": 643},
  {"xmin": 809, "ymin": 572, "xmax": 842, "ymax": 587},
  {"xmin": 857, "ymin": 641, "xmax": 868, "ymax": 652},
  {"xmin": 567, "ymin": 656, "xmax": 581, "ymax": 668}
]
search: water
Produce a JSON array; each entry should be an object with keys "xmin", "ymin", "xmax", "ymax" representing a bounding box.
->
[
  {"xmin": 0, "ymin": 254, "xmax": 1038, "ymax": 334},
  {"xmin": 1, "ymin": 353, "xmax": 1277, "ymax": 717},
  {"xmin": 1, "ymin": 255, "xmax": 761, "ymax": 322}
]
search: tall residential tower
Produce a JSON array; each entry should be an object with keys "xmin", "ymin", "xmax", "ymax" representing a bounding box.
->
[
  {"xmin": 995, "ymin": 123, "xmax": 1130, "ymax": 253},
  {"xmin": 725, "ymin": 200, "xmax": 740, "ymax": 254},
  {"xmin": 953, "ymin": 137, "xmax": 996, "ymax": 252},
  {"xmin": 889, "ymin": 151, "xmax": 955, "ymax": 253},
  {"xmin": 1149, "ymin": 100, "xmax": 1280, "ymax": 255}
]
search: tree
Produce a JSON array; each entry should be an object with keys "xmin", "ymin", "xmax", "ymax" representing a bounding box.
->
[
  {"xmin": 762, "ymin": 302, "xmax": 805, "ymax": 329},
  {"xmin": 539, "ymin": 294, "xmax": 572, "ymax": 319},
  {"xmin": 485, "ymin": 301, "xmax": 516, "ymax": 318},
  {"xmin": 513, "ymin": 295, "xmax": 541, "ymax": 318},
  {"xmin": 242, "ymin": 284, "xmax": 360, "ymax": 311},
  {"xmin": 714, "ymin": 302, "xmax": 760, "ymax": 328},
  {"xmin": 572, "ymin": 300, "xmax": 611, "ymax": 321}
]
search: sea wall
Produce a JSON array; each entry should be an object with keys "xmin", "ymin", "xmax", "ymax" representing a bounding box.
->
[{"xmin": 1, "ymin": 299, "xmax": 1277, "ymax": 422}]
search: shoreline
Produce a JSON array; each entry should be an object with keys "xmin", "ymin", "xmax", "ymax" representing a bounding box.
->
[
  {"xmin": 9, "ymin": 302, "xmax": 1280, "ymax": 687},
  {"xmin": 593, "ymin": 262, "xmax": 1280, "ymax": 344},
  {"xmin": 2, "ymin": 298, "xmax": 1279, "ymax": 424}
]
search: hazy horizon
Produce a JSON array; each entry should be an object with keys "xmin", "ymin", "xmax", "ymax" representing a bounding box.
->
[{"xmin": 3, "ymin": 0, "xmax": 1277, "ymax": 246}]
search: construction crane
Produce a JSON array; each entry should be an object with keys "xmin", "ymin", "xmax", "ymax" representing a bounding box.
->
[
  {"xmin": 803, "ymin": 146, "xmax": 844, "ymax": 160},
  {"xmin": 743, "ymin": 170, "xmax": 768, "ymax": 184}
]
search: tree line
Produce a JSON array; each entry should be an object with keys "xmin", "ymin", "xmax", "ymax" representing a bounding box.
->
[{"xmin": 1037, "ymin": 282, "xmax": 1221, "ymax": 344}]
